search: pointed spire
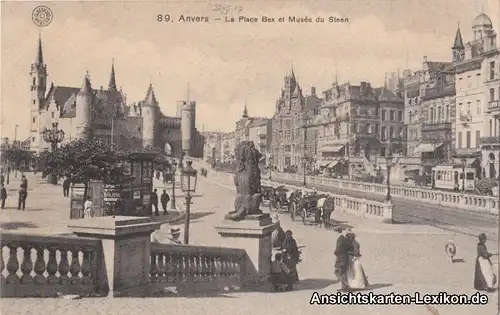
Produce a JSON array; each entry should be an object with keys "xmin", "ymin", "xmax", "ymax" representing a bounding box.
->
[
  {"xmin": 242, "ymin": 101, "xmax": 248, "ymax": 118},
  {"xmin": 452, "ymin": 22, "xmax": 464, "ymax": 49},
  {"xmin": 144, "ymin": 84, "xmax": 158, "ymax": 106},
  {"xmin": 384, "ymin": 73, "xmax": 388, "ymax": 88},
  {"xmin": 290, "ymin": 63, "xmax": 295, "ymax": 78},
  {"xmin": 35, "ymin": 34, "xmax": 43, "ymax": 66},
  {"xmin": 79, "ymin": 72, "xmax": 92, "ymax": 95},
  {"xmin": 108, "ymin": 59, "xmax": 117, "ymax": 90}
]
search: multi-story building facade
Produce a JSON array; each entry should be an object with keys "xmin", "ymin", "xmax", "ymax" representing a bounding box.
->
[
  {"xmin": 202, "ymin": 132, "xmax": 222, "ymax": 162},
  {"xmin": 247, "ymin": 118, "xmax": 272, "ymax": 157},
  {"xmin": 270, "ymin": 68, "xmax": 321, "ymax": 171},
  {"xmin": 219, "ymin": 132, "xmax": 236, "ymax": 162},
  {"xmin": 316, "ymin": 81, "xmax": 404, "ymax": 177},
  {"xmin": 453, "ymin": 13, "xmax": 497, "ymax": 178}
]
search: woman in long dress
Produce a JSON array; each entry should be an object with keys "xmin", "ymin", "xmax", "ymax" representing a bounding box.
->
[
  {"xmin": 346, "ymin": 233, "xmax": 369, "ymax": 289},
  {"xmin": 474, "ymin": 233, "xmax": 497, "ymax": 292}
]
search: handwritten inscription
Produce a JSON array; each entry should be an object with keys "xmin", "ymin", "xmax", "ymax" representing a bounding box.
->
[{"xmin": 212, "ymin": 4, "xmax": 243, "ymax": 15}]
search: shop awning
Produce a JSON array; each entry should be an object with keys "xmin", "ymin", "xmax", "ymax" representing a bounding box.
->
[
  {"xmin": 326, "ymin": 160, "xmax": 340, "ymax": 168},
  {"xmin": 320, "ymin": 145, "xmax": 345, "ymax": 152},
  {"xmin": 316, "ymin": 160, "xmax": 332, "ymax": 168},
  {"xmin": 418, "ymin": 142, "xmax": 443, "ymax": 153}
]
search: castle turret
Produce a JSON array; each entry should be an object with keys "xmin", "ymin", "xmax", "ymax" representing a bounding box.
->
[
  {"xmin": 141, "ymin": 84, "xmax": 158, "ymax": 148},
  {"xmin": 181, "ymin": 101, "xmax": 196, "ymax": 156},
  {"xmin": 75, "ymin": 74, "xmax": 93, "ymax": 139},
  {"xmin": 30, "ymin": 35, "xmax": 47, "ymax": 150}
]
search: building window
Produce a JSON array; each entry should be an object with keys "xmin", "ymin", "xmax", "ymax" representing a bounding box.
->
[
  {"xmin": 398, "ymin": 111, "xmax": 403, "ymax": 121},
  {"xmin": 389, "ymin": 127, "xmax": 394, "ymax": 139},
  {"xmin": 446, "ymin": 105, "xmax": 450, "ymax": 121},
  {"xmin": 32, "ymin": 137, "xmax": 35, "ymax": 142},
  {"xmin": 459, "ymin": 103, "xmax": 463, "ymax": 116},
  {"xmin": 490, "ymin": 61, "xmax": 496, "ymax": 80},
  {"xmin": 458, "ymin": 132, "xmax": 462, "ymax": 149},
  {"xmin": 490, "ymin": 88, "xmax": 495, "ymax": 102},
  {"xmin": 389, "ymin": 110, "xmax": 394, "ymax": 121},
  {"xmin": 381, "ymin": 110, "xmax": 386, "ymax": 121},
  {"xmin": 467, "ymin": 102, "xmax": 471, "ymax": 115},
  {"xmin": 381, "ymin": 127, "xmax": 387, "ymax": 140},
  {"xmin": 477, "ymin": 100, "xmax": 481, "ymax": 114},
  {"xmin": 490, "ymin": 119, "xmax": 493, "ymax": 136},
  {"xmin": 32, "ymin": 117, "xmax": 35, "ymax": 123},
  {"xmin": 466, "ymin": 131, "xmax": 471, "ymax": 148},
  {"xmin": 475, "ymin": 130, "xmax": 481, "ymax": 148}
]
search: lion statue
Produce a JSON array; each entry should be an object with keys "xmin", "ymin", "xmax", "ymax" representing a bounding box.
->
[{"xmin": 225, "ymin": 141, "xmax": 264, "ymax": 221}]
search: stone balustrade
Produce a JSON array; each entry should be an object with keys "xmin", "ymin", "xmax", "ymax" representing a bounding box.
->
[
  {"xmin": 270, "ymin": 172, "xmax": 498, "ymax": 214},
  {"xmin": 149, "ymin": 243, "xmax": 246, "ymax": 293},
  {"xmin": 1, "ymin": 233, "xmax": 102, "ymax": 297},
  {"xmin": 262, "ymin": 180, "xmax": 393, "ymax": 223}
]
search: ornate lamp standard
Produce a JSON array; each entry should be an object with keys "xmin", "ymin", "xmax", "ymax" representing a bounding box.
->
[
  {"xmin": 180, "ymin": 160, "xmax": 198, "ymax": 245},
  {"xmin": 384, "ymin": 140, "xmax": 400, "ymax": 202},
  {"xmin": 41, "ymin": 123, "xmax": 65, "ymax": 185},
  {"xmin": 268, "ymin": 155, "xmax": 273, "ymax": 180},
  {"xmin": 301, "ymin": 156, "xmax": 312, "ymax": 187},
  {"xmin": 170, "ymin": 161, "xmax": 177, "ymax": 210},
  {"xmin": 460, "ymin": 158, "xmax": 467, "ymax": 193}
]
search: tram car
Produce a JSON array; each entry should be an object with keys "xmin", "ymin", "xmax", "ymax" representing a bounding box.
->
[{"xmin": 432, "ymin": 165, "xmax": 477, "ymax": 192}]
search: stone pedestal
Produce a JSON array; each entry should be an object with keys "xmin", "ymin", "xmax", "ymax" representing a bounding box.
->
[
  {"xmin": 382, "ymin": 201, "xmax": 394, "ymax": 223},
  {"xmin": 215, "ymin": 213, "xmax": 278, "ymax": 289},
  {"xmin": 68, "ymin": 216, "xmax": 161, "ymax": 297}
]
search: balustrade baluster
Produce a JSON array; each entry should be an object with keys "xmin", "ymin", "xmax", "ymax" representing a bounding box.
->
[
  {"xmin": 234, "ymin": 258, "xmax": 241, "ymax": 282},
  {"xmin": 58, "ymin": 249, "xmax": 70, "ymax": 285},
  {"xmin": 6, "ymin": 245, "xmax": 20, "ymax": 284},
  {"xmin": 194, "ymin": 255, "xmax": 202, "ymax": 282},
  {"xmin": 214, "ymin": 257, "xmax": 222, "ymax": 278},
  {"xmin": 221, "ymin": 258, "xmax": 229, "ymax": 279},
  {"xmin": 207, "ymin": 256, "xmax": 215, "ymax": 280},
  {"xmin": 46, "ymin": 248, "xmax": 58, "ymax": 284},
  {"xmin": 179, "ymin": 256, "xmax": 187, "ymax": 283},
  {"xmin": 157, "ymin": 253, "xmax": 166, "ymax": 282},
  {"xmin": 0, "ymin": 245, "xmax": 5, "ymax": 284},
  {"xmin": 165, "ymin": 253, "xmax": 174, "ymax": 282},
  {"xmin": 201, "ymin": 255, "xmax": 209, "ymax": 281},
  {"xmin": 69, "ymin": 248, "xmax": 82, "ymax": 285},
  {"xmin": 150, "ymin": 253, "xmax": 158, "ymax": 282},
  {"xmin": 186, "ymin": 255, "xmax": 193, "ymax": 282},
  {"xmin": 80, "ymin": 251, "xmax": 92, "ymax": 285},
  {"xmin": 33, "ymin": 247, "xmax": 46, "ymax": 284},
  {"xmin": 20, "ymin": 246, "xmax": 34, "ymax": 284}
]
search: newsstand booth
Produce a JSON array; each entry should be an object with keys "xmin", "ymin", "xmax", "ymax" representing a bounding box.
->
[{"xmin": 70, "ymin": 152, "xmax": 157, "ymax": 219}]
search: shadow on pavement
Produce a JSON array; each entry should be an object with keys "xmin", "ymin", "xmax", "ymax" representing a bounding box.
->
[
  {"xmin": 452, "ymin": 258, "xmax": 465, "ymax": 263},
  {"xmin": 0, "ymin": 221, "xmax": 39, "ymax": 230},
  {"xmin": 294, "ymin": 278, "xmax": 337, "ymax": 291},
  {"xmin": 365, "ymin": 283, "xmax": 393, "ymax": 291},
  {"xmin": 169, "ymin": 212, "xmax": 215, "ymax": 224}
]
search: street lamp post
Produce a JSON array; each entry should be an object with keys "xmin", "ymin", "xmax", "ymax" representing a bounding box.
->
[
  {"xmin": 461, "ymin": 158, "xmax": 467, "ymax": 193},
  {"xmin": 269, "ymin": 155, "xmax": 273, "ymax": 181},
  {"xmin": 180, "ymin": 160, "xmax": 198, "ymax": 245},
  {"xmin": 41, "ymin": 123, "xmax": 65, "ymax": 185},
  {"xmin": 170, "ymin": 161, "xmax": 177, "ymax": 210},
  {"xmin": 302, "ymin": 156, "xmax": 309, "ymax": 187}
]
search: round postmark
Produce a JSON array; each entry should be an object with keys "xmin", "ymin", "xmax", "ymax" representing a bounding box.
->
[{"xmin": 32, "ymin": 5, "xmax": 53, "ymax": 27}]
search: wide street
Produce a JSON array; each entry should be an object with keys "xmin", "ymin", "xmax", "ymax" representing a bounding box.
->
[
  {"xmin": 1, "ymin": 170, "xmax": 498, "ymax": 315},
  {"xmin": 270, "ymin": 173, "xmax": 499, "ymax": 239}
]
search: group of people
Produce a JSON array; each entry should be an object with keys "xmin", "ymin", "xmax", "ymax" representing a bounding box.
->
[
  {"xmin": 270, "ymin": 215, "xmax": 301, "ymax": 291},
  {"xmin": 333, "ymin": 227, "xmax": 369, "ymax": 291},
  {"xmin": 0, "ymin": 171, "xmax": 28, "ymax": 211},
  {"xmin": 150, "ymin": 188, "xmax": 171, "ymax": 216},
  {"xmin": 150, "ymin": 225, "xmax": 182, "ymax": 244}
]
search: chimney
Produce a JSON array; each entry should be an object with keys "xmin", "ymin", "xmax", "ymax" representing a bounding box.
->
[{"xmin": 311, "ymin": 86, "xmax": 316, "ymax": 95}]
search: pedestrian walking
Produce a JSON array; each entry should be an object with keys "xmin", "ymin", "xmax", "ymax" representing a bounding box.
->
[
  {"xmin": 20, "ymin": 175, "xmax": 28, "ymax": 190},
  {"xmin": 333, "ymin": 227, "xmax": 350, "ymax": 291},
  {"xmin": 17, "ymin": 187, "xmax": 27, "ymax": 210},
  {"xmin": 160, "ymin": 189, "xmax": 170, "ymax": 215},
  {"xmin": 62, "ymin": 177, "xmax": 71, "ymax": 197},
  {"xmin": 1, "ymin": 184, "xmax": 7, "ymax": 209},
  {"xmin": 150, "ymin": 188, "xmax": 159, "ymax": 216},
  {"xmin": 0, "ymin": 172, "xmax": 4, "ymax": 186}
]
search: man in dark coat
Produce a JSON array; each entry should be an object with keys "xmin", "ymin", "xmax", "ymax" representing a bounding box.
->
[
  {"xmin": 1, "ymin": 184, "xmax": 7, "ymax": 209},
  {"xmin": 282, "ymin": 230, "xmax": 300, "ymax": 282},
  {"xmin": 62, "ymin": 177, "xmax": 71, "ymax": 197},
  {"xmin": 334, "ymin": 227, "xmax": 350, "ymax": 291},
  {"xmin": 150, "ymin": 189, "xmax": 159, "ymax": 216},
  {"xmin": 160, "ymin": 189, "xmax": 170, "ymax": 215}
]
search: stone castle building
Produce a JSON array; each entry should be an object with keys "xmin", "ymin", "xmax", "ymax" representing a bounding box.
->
[{"xmin": 28, "ymin": 36, "xmax": 204, "ymax": 157}]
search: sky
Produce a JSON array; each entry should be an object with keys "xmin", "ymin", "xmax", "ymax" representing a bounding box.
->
[{"xmin": 1, "ymin": 0, "xmax": 499, "ymax": 140}]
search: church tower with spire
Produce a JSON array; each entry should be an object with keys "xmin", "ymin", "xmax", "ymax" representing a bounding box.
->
[
  {"xmin": 452, "ymin": 23, "xmax": 465, "ymax": 62},
  {"xmin": 108, "ymin": 60, "xmax": 117, "ymax": 91},
  {"xmin": 30, "ymin": 35, "xmax": 47, "ymax": 148},
  {"xmin": 141, "ymin": 84, "xmax": 159, "ymax": 148}
]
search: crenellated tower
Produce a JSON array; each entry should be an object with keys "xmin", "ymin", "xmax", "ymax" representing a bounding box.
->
[
  {"xmin": 30, "ymin": 35, "xmax": 47, "ymax": 148},
  {"xmin": 181, "ymin": 101, "xmax": 196, "ymax": 155},
  {"xmin": 141, "ymin": 84, "xmax": 159, "ymax": 148},
  {"xmin": 75, "ymin": 74, "xmax": 93, "ymax": 140}
]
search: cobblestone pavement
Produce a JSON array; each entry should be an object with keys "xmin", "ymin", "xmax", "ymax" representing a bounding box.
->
[{"xmin": 2, "ymin": 172, "xmax": 498, "ymax": 314}]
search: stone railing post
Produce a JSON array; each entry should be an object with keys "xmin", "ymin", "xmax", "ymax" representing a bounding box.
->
[
  {"xmin": 382, "ymin": 201, "xmax": 394, "ymax": 223},
  {"xmin": 215, "ymin": 214, "xmax": 277, "ymax": 290},
  {"xmin": 68, "ymin": 216, "xmax": 161, "ymax": 297}
]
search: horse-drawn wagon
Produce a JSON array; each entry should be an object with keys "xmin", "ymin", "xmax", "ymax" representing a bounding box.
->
[{"xmin": 291, "ymin": 194, "xmax": 335, "ymax": 227}]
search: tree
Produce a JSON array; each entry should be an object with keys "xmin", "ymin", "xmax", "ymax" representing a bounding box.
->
[
  {"xmin": 44, "ymin": 138, "xmax": 125, "ymax": 198},
  {"xmin": 1, "ymin": 147, "xmax": 36, "ymax": 171}
]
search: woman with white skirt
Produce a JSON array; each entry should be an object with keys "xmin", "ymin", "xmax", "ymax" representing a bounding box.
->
[
  {"xmin": 474, "ymin": 233, "xmax": 497, "ymax": 292},
  {"xmin": 346, "ymin": 232, "xmax": 369, "ymax": 290}
]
